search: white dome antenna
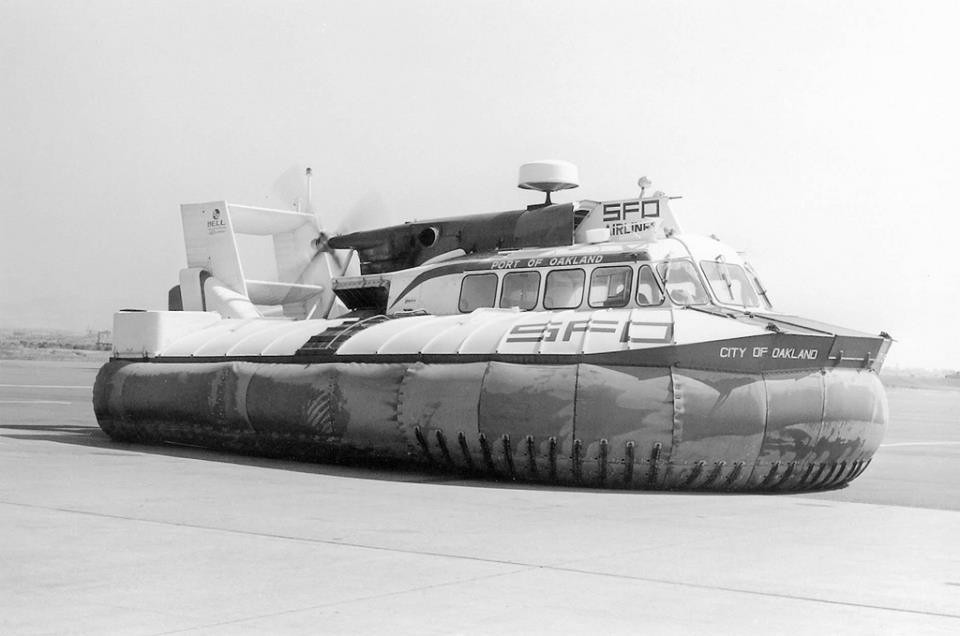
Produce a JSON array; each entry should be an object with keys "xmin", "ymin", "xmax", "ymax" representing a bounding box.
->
[{"xmin": 518, "ymin": 160, "xmax": 579, "ymax": 205}]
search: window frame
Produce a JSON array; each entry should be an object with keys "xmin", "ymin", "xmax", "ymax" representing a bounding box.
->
[
  {"xmin": 656, "ymin": 259, "xmax": 710, "ymax": 306},
  {"xmin": 699, "ymin": 260, "xmax": 761, "ymax": 308},
  {"xmin": 744, "ymin": 261, "xmax": 773, "ymax": 309},
  {"xmin": 543, "ymin": 268, "xmax": 586, "ymax": 310},
  {"xmin": 498, "ymin": 270, "xmax": 542, "ymax": 311},
  {"xmin": 458, "ymin": 272, "xmax": 499, "ymax": 313},
  {"xmin": 635, "ymin": 264, "xmax": 665, "ymax": 306},
  {"xmin": 587, "ymin": 265, "xmax": 635, "ymax": 309}
]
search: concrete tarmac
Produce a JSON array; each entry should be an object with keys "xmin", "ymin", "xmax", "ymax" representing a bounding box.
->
[{"xmin": 2, "ymin": 359, "xmax": 959, "ymax": 635}]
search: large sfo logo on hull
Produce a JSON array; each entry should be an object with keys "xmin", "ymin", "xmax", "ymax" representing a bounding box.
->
[{"xmin": 506, "ymin": 318, "xmax": 672, "ymax": 345}]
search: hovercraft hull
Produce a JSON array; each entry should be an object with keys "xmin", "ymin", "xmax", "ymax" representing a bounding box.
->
[{"xmin": 94, "ymin": 353, "xmax": 886, "ymax": 491}]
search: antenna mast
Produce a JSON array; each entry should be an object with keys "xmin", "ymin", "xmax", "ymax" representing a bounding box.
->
[{"xmin": 305, "ymin": 167, "xmax": 313, "ymax": 211}]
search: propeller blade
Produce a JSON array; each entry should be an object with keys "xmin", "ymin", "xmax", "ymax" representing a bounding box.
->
[
  {"xmin": 337, "ymin": 191, "xmax": 390, "ymax": 236},
  {"xmin": 266, "ymin": 164, "xmax": 314, "ymax": 214}
]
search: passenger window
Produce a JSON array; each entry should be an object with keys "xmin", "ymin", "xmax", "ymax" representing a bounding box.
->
[
  {"xmin": 636, "ymin": 265, "xmax": 664, "ymax": 306},
  {"xmin": 589, "ymin": 266, "xmax": 633, "ymax": 308},
  {"xmin": 657, "ymin": 260, "xmax": 709, "ymax": 306},
  {"xmin": 499, "ymin": 271, "xmax": 540, "ymax": 310},
  {"xmin": 543, "ymin": 269, "xmax": 585, "ymax": 310},
  {"xmin": 459, "ymin": 274, "xmax": 498, "ymax": 312}
]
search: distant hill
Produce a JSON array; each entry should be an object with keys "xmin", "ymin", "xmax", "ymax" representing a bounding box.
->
[
  {"xmin": 0, "ymin": 328, "xmax": 111, "ymax": 362},
  {"xmin": 881, "ymin": 369, "xmax": 960, "ymax": 391}
]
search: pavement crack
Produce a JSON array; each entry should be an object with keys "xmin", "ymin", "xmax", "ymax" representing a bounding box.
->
[
  {"xmin": 4, "ymin": 500, "xmax": 959, "ymax": 625},
  {"xmin": 0, "ymin": 499, "xmax": 542, "ymax": 569},
  {"xmin": 546, "ymin": 565, "xmax": 960, "ymax": 621},
  {"xmin": 151, "ymin": 568, "xmax": 531, "ymax": 635}
]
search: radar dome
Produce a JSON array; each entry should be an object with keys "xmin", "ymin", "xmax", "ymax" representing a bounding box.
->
[{"xmin": 518, "ymin": 160, "xmax": 580, "ymax": 193}]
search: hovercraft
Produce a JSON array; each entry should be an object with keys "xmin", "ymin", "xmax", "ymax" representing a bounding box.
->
[{"xmin": 93, "ymin": 161, "xmax": 891, "ymax": 491}]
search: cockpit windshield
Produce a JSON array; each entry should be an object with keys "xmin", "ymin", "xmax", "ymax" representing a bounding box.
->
[
  {"xmin": 700, "ymin": 261, "xmax": 761, "ymax": 308},
  {"xmin": 744, "ymin": 262, "xmax": 773, "ymax": 309},
  {"xmin": 657, "ymin": 260, "xmax": 709, "ymax": 306}
]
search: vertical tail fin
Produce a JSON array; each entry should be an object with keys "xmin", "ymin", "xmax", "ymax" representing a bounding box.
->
[{"xmin": 177, "ymin": 201, "xmax": 357, "ymax": 319}]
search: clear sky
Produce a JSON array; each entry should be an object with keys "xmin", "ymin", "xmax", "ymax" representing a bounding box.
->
[{"xmin": 2, "ymin": 0, "xmax": 958, "ymax": 369}]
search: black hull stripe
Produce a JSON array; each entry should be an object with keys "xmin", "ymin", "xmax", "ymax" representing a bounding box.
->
[
  {"xmin": 115, "ymin": 350, "xmax": 875, "ymax": 373},
  {"xmin": 119, "ymin": 332, "xmax": 886, "ymax": 372}
]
